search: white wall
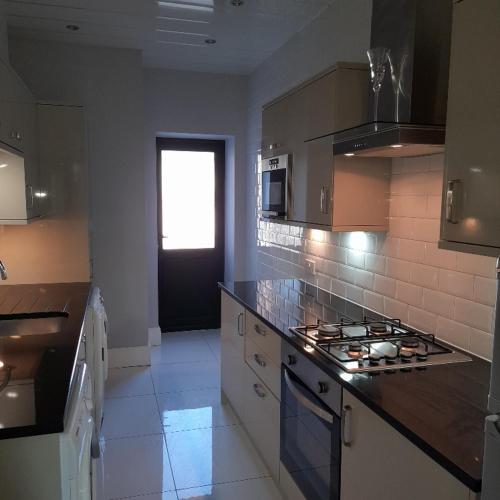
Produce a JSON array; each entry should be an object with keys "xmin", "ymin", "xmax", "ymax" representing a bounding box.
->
[
  {"xmin": 248, "ymin": 0, "xmax": 496, "ymax": 359},
  {"xmin": 245, "ymin": 0, "xmax": 373, "ymax": 279},
  {"xmin": 143, "ymin": 68, "xmax": 248, "ymax": 329},
  {"xmin": 8, "ymin": 38, "xmax": 149, "ymax": 349}
]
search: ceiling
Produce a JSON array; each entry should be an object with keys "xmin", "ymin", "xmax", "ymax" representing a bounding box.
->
[{"xmin": 6, "ymin": 0, "xmax": 334, "ymax": 74}]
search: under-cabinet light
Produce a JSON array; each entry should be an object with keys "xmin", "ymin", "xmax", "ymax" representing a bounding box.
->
[
  {"xmin": 0, "ymin": 164, "xmax": 7, "ymax": 168},
  {"xmin": 390, "ymin": 144, "xmax": 403, "ymax": 148},
  {"xmin": 344, "ymin": 153, "xmax": 355, "ymax": 157}
]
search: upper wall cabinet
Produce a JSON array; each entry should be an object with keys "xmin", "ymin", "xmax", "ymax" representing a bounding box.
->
[
  {"xmin": 439, "ymin": 0, "xmax": 500, "ymax": 257},
  {"xmin": 0, "ymin": 58, "xmax": 42, "ymax": 224},
  {"xmin": 261, "ymin": 62, "xmax": 368, "ymax": 159}
]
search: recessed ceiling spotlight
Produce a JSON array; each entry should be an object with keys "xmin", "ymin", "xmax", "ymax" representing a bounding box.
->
[
  {"xmin": 66, "ymin": 24, "xmax": 80, "ymax": 31},
  {"xmin": 231, "ymin": 0, "xmax": 244, "ymax": 6},
  {"xmin": 205, "ymin": 38, "xmax": 216, "ymax": 45}
]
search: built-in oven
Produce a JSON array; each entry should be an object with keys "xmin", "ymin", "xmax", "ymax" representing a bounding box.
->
[
  {"xmin": 281, "ymin": 342, "xmax": 342, "ymax": 500},
  {"xmin": 260, "ymin": 154, "xmax": 290, "ymax": 218}
]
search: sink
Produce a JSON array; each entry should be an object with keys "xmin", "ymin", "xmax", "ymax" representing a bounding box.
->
[{"xmin": 0, "ymin": 312, "xmax": 69, "ymax": 338}]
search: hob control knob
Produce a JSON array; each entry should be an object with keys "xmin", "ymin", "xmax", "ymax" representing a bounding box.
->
[
  {"xmin": 317, "ymin": 382, "xmax": 329, "ymax": 394},
  {"xmin": 287, "ymin": 354, "xmax": 297, "ymax": 366}
]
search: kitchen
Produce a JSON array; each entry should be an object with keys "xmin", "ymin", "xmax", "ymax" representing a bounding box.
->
[{"xmin": 0, "ymin": 0, "xmax": 498, "ymax": 499}]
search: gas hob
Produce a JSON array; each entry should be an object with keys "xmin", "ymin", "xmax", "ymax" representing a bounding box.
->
[{"xmin": 289, "ymin": 319, "xmax": 471, "ymax": 373}]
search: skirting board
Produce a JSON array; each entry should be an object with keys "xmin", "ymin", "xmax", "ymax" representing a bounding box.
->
[
  {"xmin": 149, "ymin": 326, "xmax": 162, "ymax": 347},
  {"xmin": 108, "ymin": 345, "xmax": 151, "ymax": 368}
]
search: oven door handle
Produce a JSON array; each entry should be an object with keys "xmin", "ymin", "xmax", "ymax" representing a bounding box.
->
[{"xmin": 284, "ymin": 369, "xmax": 334, "ymax": 424}]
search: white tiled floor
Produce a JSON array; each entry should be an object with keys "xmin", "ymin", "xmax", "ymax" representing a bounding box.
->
[{"xmin": 101, "ymin": 329, "xmax": 283, "ymax": 500}]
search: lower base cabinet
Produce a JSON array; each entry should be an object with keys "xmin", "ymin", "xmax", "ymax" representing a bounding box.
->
[
  {"xmin": 241, "ymin": 362, "xmax": 280, "ymax": 480},
  {"xmin": 341, "ymin": 390, "xmax": 473, "ymax": 500}
]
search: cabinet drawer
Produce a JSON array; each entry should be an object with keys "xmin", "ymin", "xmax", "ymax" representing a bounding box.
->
[
  {"xmin": 245, "ymin": 336, "xmax": 281, "ymax": 400},
  {"xmin": 245, "ymin": 312, "xmax": 281, "ymax": 365},
  {"xmin": 242, "ymin": 363, "xmax": 280, "ymax": 479}
]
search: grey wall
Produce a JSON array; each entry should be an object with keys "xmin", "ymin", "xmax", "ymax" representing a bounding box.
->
[
  {"xmin": 245, "ymin": 0, "xmax": 373, "ymax": 280},
  {"xmin": 143, "ymin": 68, "xmax": 248, "ymax": 330},
  {"xmin": 9, "ymin": 38, "xmax": 148, "ymax": 349},
  {"xmin": 0, "ymin": 0, "xmax": 7, "ymax": 62}
]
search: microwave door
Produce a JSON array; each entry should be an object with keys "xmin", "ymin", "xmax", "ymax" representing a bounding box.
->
[{"xmin": 262, "ymin": 168, "xmax": 286, "ymax": 216}]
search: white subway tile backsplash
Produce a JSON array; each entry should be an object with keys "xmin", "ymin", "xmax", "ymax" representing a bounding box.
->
[
  {"xmin": 423, "ymin": 244, "xmax": 457, "ymax": 270},
  {"xmin": 408, "ymin": 307, "xmax": 437, "ymax": 334},
  {"xmin": 373, "ymin": 275, "xmax": 396, "ymax": 297},
  {"xmin": 256, "ymin": 154, "xmax": 495, "ymax": 360},
  {"xmin": 364, "ymin": 290, "xmax": 384, "ymax": 313},
  {"xmin": 469, "ymin": 329, "xmax": 494, "ymax": 361},
  {"xmin": 422, "ymin": 289, "xmax": 454, "ymax": 319},
  {"xmin": 365, "ymin": 253, "xmax": 386, "ymax": 274},
  {"xmin": 384, "ymin": 297, "xmax": 409, "ymax": 322},
  {"xmin": 436, "ymin": 317, "xmax": 470, "ymax": 351},
  {"xmin": 386, "ymin": 258, "xmax": 411, "ymax": 282},
  {"xmin": 457, "ymin": 252, "xmax": 497, "ymax": 278},
  {"xmin": 410, "ymin": 263, "xmax": 439, "ymax": 289},
  {"xmin": 474, "ymin": 277, "xmax": 497, "ymax": 306},
  {"xmin": 454, "ymin": 298, "xmax": 494, "ymax": 333},
  {"xmin": 398, "ymin": 238, "xmax": 425, "ymax": 263},
  {"xmin": 439, "ymin": 269, "xmax": 474, "ymax": 299},
  {"xmin": 396, "ymin": 282, "xmax": 423, "ymax": 307},
  {"xmin": 346, "ymin": 249, "xmax": 365, "ymax": 269},
  {"xmin": 345, "ymin": 283, "xmax": 364, "ymax": 305}
]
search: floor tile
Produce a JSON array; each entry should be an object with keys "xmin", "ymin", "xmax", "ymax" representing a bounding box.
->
[
  {"xmin": 151, "ymin": 360, "xmax": 220, "ymax": 394},
  {"xmin": 117, "ymin": 493, "xmax": 178, "ymax": 500},
  {"xmin": 176, "ymin": 478, "xmax": 283, "ymax": 500},
  {"xmin": 203, "ymin": 332, "xmax": 220, "ymax": 360},
  {"xmin": 152, "ymin": 334, "xmax": 216, "ymax": 365},
  {"xmin": 106, "ymin": 367, "xmax": 154, "ymax": 398},
  {"xmin": 102, "ymin": 434, "xmax": 176, "ymax": 499},
  {"xmin": 165, "ymin": 425, "xmax": 269, "ymax": 490},
  {"xmin": 102, "ymin": 395, "xmax": 162, "ymax": 439},
  {"xmin": 157, "ymin": 388, "xmax": 238, "ymax": 432}
]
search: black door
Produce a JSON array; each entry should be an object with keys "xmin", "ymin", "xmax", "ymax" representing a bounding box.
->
[{"xmin": 157, "ymin": 138, "xmax": 225, "ymax": 332}]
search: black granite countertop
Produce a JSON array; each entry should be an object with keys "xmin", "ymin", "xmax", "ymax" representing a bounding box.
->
[
  {"xmin": 219, "ymin": 279, "xmax": 490, "ymax": 492},
  {"xmin": 0, "ymin": 282, "xmax": 91, "ymax": 440}
]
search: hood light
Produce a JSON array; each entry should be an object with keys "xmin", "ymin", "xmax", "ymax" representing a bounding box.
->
[
  {"xmin": 344, "ymin": 153, "xmax": 355, "ymax": 157},
  {"xmin": 390, "ymin": 144, "xmax": 403, "ymax": 148}
]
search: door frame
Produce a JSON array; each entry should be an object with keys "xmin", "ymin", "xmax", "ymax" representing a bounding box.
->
[{"xmin": 156, "ymin": 137, "xmax": 226, "ymax": 331}]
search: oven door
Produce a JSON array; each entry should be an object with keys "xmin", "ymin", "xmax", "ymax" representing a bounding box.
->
[
  {"xmin": 261, "ymin": 167, "xmax": 287, "ymax": 216},
  {"xmin": 280, "ymin": 366, "xmax": 341, "ymax": 500}
]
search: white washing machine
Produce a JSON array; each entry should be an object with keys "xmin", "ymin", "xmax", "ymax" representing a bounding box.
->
[
  {"xmin": 83, "ymin": 287, "xmax": 109, "ymax": 439},
  {"xmin": 0, "ymin": 361, "xmax": 95, "ymax": 500}
]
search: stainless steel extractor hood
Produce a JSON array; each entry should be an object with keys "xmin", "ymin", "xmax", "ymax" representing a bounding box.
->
[{"xmin": 333, "ymin": 0, "xmax": 452, "ymax": 158}]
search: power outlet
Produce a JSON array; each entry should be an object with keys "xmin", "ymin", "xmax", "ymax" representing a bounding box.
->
[{"xmin": 305, "ymin": 259, "xmax": 316, "ymax": 275}]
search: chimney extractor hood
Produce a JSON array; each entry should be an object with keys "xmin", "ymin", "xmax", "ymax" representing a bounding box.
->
[{"xmin": 333, "ymin": 0, "xmax": 452, "ymax": 158}]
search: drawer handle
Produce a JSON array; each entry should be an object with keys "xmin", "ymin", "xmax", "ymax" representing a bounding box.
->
[
  {"xmin": 254, "ymin": 324, "xmax": 266, "ymax": 336},
  {"xmin": 253, "ymin": 383, "xmax": 266, "ymax": 398},
  {"xmin": 237, "ymin": 312, "xmax": 244, "ymax": 336},
  {"xmin": 254, "ymin": 353, "xmax": 266, "ymax": 367},
  {"xmin": 342, "ymin": 405, "xmax": 352, "ymax": 447}
]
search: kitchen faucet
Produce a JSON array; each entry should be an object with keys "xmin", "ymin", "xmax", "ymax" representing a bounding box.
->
[{"xmin": 0, "ymin": 260, "xmax": 7, "ymax": 280}]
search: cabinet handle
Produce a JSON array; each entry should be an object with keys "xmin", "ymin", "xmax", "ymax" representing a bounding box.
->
[
  {"xmin": 253, "ymin": 383, "xmax": 266, "ymax": 398},
  {"xmin": 254, "ymin": 353, "xmax": 266, "ymax": 367},
  {"xmin": 254, "ymin": 324, "xmax": 266, "ymax": 336},
  {"xmin": 237, "ymin": 312, "xmax": 244, "ymax": 336},
  {"xmin": 446, "ymin": 179, "xmax": 462, "ymax": 224},
  {"xmin": 26, "ymin": 185, "xmax": 34, "ymax": 209},
  {"xmin": 341, "ymin": 405, "xmax": 352, "ymax": 447},
  {"xmin": 320, "ymin": 186, "xmax": 329, "ymax": 214}
]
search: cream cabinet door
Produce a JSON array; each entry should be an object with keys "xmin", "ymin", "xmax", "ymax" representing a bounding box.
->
[
  {"xmin": 220, "ymin": 291, "xmax": 245, "ymax": 419},
  {"xmin": 241, "ymin": 362, "xmax": 280, "ymax": 480},
  {"xmin": 341, "ymin": 390, "xmax": 471, "ymax": 500}
]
